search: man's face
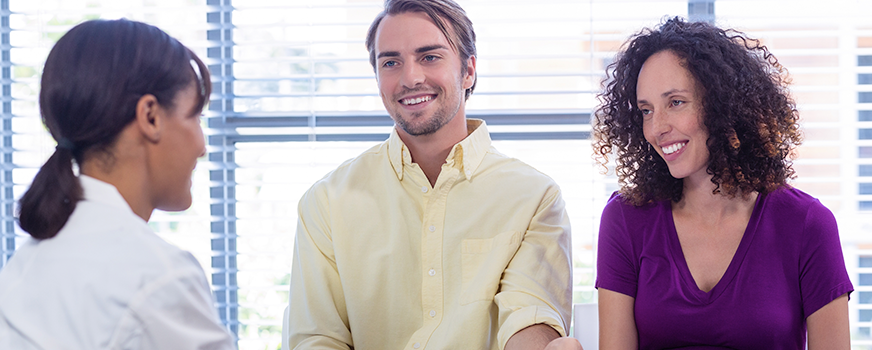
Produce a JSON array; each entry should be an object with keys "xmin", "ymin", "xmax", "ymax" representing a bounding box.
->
[{"xmin": 373, "ymin": 11, "xmax": 475, "ymax": 137}]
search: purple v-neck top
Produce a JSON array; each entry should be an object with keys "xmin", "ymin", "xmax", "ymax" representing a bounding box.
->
[{"xmin": 595, "ymin": 187, "xmax": 853, "ymax": 349}]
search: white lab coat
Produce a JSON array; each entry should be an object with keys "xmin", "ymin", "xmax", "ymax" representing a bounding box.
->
[{"xmin": 0, "ymin": 175, "xmax": 234, "ymax": 349}]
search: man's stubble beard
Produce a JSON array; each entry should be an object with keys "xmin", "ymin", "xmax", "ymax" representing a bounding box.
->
[
  {"xmin": 394, "ymin": 102, "xmax": 460, "ymax": 136},
  {"xmin": 392, "ymin": 75, "xmax": 465, "ymax": 137}
]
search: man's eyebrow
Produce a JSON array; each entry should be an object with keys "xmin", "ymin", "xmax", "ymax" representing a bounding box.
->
[
  {"xmin": 415, "ymin": 44, "xmax": 448, "ymax": 54},
  {"xmin": 376, "ymin": 51, "xmax": 400, "ymax": 59},
  {"xmin": 376, "ymin": 45, "xmax": 449, "ymax": 60}
]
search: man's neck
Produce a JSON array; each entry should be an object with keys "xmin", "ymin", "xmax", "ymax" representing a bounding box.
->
[{"xmin": 398, "ymin": 115, "xmax": 469, "ymax": 187}]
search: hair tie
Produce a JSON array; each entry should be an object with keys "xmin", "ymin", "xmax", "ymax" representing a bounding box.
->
[
  {"xmin": 190, "ymin": 59, "xmax": 206, "ymax": 97},
  {"xmin": 56, "ymin": 138, "xmax": 76, "ymax": 152}
]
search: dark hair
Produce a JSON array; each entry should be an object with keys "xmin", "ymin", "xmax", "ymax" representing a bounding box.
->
[
  {"xmin": 592, "ymin": 17, "xmax": 801, "ymax": 206},
  {"xmin": 18, "ymin": 19, "xmax": 212, "ymax": 239},
  {"xmin": 365, "ymin": 0, "xmax": 477, "ymax": 100}
]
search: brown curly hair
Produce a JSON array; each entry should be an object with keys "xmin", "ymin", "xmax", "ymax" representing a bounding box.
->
[{"xmin": 592, "ymin": 17, "xmax": 802, "ymax": 206}]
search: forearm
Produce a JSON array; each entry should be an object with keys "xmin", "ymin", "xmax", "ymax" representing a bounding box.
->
[
  {"xmin": 506, "ymin": 324, "xmax": 584, "ymax": 350},
  {"xmin": 505, "ymin": 324, "xmax": 560, "ymax": 350}
]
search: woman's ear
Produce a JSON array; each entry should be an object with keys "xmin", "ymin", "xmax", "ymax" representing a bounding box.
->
[{"xmin": 135, "ymin": 94, "xmax": 162, "ymax": 143}]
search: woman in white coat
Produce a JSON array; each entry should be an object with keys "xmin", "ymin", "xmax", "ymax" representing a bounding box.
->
[{"xmin": 0, "ymin": 19, "xmax": 235, "ymax": 349}]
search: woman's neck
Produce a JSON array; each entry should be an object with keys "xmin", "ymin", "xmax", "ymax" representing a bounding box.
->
[
  {"xmin": 675, "ymin": 174, "xmax": 757, "ymax": 221},
  {"xmin": 78, "ymin": 126, "xmax": 154, "ymax": 222}
]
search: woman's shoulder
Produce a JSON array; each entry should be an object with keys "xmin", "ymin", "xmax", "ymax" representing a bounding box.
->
[
  {"xmin": 604, "ymin": 191, "xmax": 668, "ymax": 214},
  {"xmin": 58, "ymin": 199, "xmax": 203, "ymax": 277},
  {"xmin": 601, "ymin": 191, "xmax": 671, "ymax": 232},
  {"xmin": 763, "ymin": 186, "xmax": 832, "ymax": 216},
  {"xmin": 760, "ymin": 186, "xmax": 837, "ymax": 237}
]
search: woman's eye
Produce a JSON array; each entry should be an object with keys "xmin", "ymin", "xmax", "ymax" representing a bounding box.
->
[{"xmin": 640, "ymin": 109, "xmax": 652, "ymax": 116}]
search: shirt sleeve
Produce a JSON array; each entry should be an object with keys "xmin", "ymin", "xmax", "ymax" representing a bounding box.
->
[
  {"xmin": 286, "ymin": 184, "xmax": 353, "ymax": 349},
  {"xmin": 115, "ymin": 255, "xmax": 235, "ymax": 350},
  {"xmin": 594, "ymin": 193, "xmax": 639, "ymax": 298},
  {"xmin": 494, "ymin": 184, "xmax": 573, "ymax": 348},
  {"xmin": 798, "ymin": 199, "xmax": 854, "ymax": 318}
]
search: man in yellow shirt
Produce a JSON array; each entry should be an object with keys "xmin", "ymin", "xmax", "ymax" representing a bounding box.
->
[{"xmin": 287, "ymin": 0, "xmax": 580, "ymax": 349}]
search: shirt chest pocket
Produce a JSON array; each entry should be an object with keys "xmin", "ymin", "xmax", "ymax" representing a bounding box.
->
[{"xmin": 460, "ymin": 230, "xmax": 523, "ymax": 305}]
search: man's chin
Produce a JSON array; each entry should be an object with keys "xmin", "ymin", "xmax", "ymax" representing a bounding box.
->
[
  {"xmin": 396, "ymin": 117, "xmax": 442, "ymax": 137},
  {"xmin": 399, "ymin": 123, "xmax": 440, "ymax": 137}
]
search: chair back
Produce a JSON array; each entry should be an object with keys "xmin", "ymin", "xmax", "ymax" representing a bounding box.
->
[
  {"xmin": 573, "ymin": 303, "xmax": 598, "ymax": 350},
  {"xmin": 282, "ymin": 305, "xmax": 290, "ymax": 350}
]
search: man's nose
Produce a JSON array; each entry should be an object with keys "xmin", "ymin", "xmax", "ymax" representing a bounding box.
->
[{"xmin": 400, "ymin": 62, "xmax": 425, "ymax": 88}]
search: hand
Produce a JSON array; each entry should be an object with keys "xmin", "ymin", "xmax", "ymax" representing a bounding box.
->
[{"xmin": 544, "ymin": 337, "xmax": 584, "ymax": 350}]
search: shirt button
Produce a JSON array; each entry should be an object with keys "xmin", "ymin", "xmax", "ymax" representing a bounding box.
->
[
  {"xmin": 413, "ymin": 343, "xmax": 421, "ymax": 349},
  {"xmin": 429, "ymin": 269, "xmax": 436, "ymax": 276},
  {"xmin": 429, "ymin": 310, "xmax": 436, "ymax": 317},
  {"xmin": 428, "ymin": 225, "xmax": 435, "ymax": 232},
  {"xmin": 421, "ymin": 186, "xmax": 428, "ymax": 193}
]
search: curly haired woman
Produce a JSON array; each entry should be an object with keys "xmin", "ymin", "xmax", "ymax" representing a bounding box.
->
[{"xmin": 592, "ymin": 17, "xmax": 853, "ymax": 349}]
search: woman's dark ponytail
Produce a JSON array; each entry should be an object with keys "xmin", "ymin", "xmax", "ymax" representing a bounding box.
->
[{"xmin": 18, "ymin": 143, "xmax": 82, "ymax": 239}]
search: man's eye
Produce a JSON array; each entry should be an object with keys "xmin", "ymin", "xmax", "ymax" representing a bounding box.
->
[
  {"xmin": 671, "ymin": 100, "xmax": 685, "ymax": 107},
  {"xmin": 382, "ymin": 60, "xmax": 397, "ymax": 67},
  {"xmin": 423, "ymin": 55, "xmax": 438, "ymax": 62}
]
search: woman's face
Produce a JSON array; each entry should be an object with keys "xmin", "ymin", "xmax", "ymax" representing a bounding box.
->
[
  {"xmin": 637, "ymin": 50, "xmax": 710, "ymax": 182},
  {"xmin": 149, "ymin": 83, "xmax": 205, "ymax": 212}
]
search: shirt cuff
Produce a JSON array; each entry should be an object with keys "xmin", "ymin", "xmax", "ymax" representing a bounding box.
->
[{"xmin": 497, "ymin": 305, "xmax": 567, "ymax": 349}]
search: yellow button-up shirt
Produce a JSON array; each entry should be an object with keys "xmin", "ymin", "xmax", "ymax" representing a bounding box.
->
[{"xmin": 288, "ymin": 119, "xmax": 572, "ymax": 350}]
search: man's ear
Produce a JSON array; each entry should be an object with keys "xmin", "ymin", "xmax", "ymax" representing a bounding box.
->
[
  {"xmin": 135, "ymin": 94, "xmax": 162, "ymax": 143},
  {"xmin": 462, "ymin": 55, "xmax": 476, "ymax": 90}
]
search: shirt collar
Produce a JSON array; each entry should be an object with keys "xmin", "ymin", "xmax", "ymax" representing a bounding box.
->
[
  {"xmin": 388, "ymin": 118, "xmax": 491, "ymax": 181},
  {"xmin": 78, "ymin": 175, "xmax": 141, "ymax": 221}
]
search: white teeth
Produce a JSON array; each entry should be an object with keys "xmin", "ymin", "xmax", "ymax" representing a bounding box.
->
[
  {"xmin": 662, "ymin": 142, "xmax": 686, "ymax": 155},
  {"xmin": 402, "ymin": 95, "xmax": 432, "ymax": 105}
]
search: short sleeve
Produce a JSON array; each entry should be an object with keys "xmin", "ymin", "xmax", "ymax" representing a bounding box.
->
[
  {"xmin": 595, "ymin": 193, "xmax": 639, "ymax": 298},
  {"xmin": 798, "ymin": 200, "xmax": 854, "ymax": 317}
]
